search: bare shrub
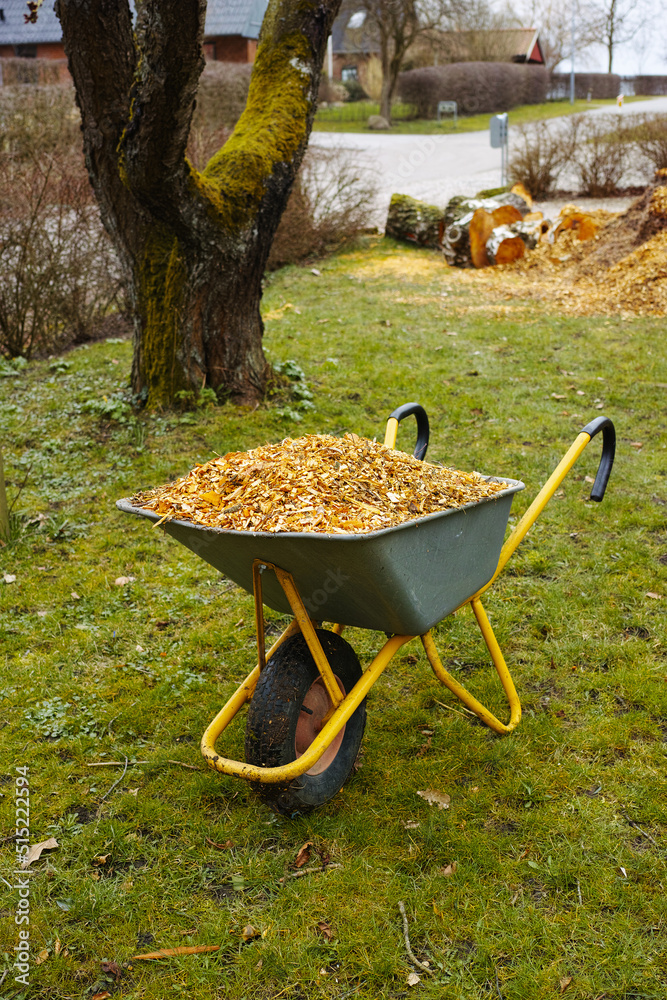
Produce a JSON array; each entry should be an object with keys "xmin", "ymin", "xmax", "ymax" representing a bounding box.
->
[
  {"xmin": 508, "ymin": 121, "xmax": 573, "ymax": 199},
  {"xmin": 191, "ymin": 62, "xmax": 252, "ymax": 133},
  {"xmin": 0, "ymin": 87, "xmax": 124, "ymax": 359},
  {"xmin": 398, "ymin": 63, "xmax": 548, "ymax": 118},
  {"xmin": 569, "ymin": 115, "xmax": 628, "ymax": 196},
  {"xmin": 267, "ymin": 147, "xmax": 377, "ymax": 269},
  {"xmin": 629, "ymin": 114, "xmax": 667, "ymax": 170}
]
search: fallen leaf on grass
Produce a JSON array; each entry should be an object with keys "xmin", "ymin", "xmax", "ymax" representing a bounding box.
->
[
  {"xmin": 294, "ymin": 840, "xmax": 313, "ymax": 868},
  {"xmin": 646, "ymin": 592, "xmax": 662, "ymax": 599},
  {"xmin": 93, "ymin": 855, "xmax": 110, "ymax": 865},
  {"xmin": 440, "ymin": 862, "xmax": 457, "ymax": 876},
  {"xmin": 401, "ymin": 820, "xmax": 420, "ymax": 829},
  {"xmin": 560, "ymin": 975, "xmax": 573, "ymax": 992},
  {"xmin": 71, "ymin": 591, "xmax": 81, "ymax": 600},
  {"xmin": 114, "ymin": 576, "xmax": 135, "ymax": 586},
  {"xmin": 54, "ymin": 938, "xmax": 62, "ymax": 956},
  {"xmin": 584, "ymin": 475, "xmax": 595, "ymax": 484},
  {"xmin": 629, "ymin": 442, "xmax": 643, "ymax": 449},
  {"xmin": 206, "ymin": 836, "xmax": 233, "ymax": 850},
  {"xmin": 100, "ymin": 960, "xmax": 123, "ymax": 980},
  {"xmin": 22, "ymin": 837, "xmax": 59, "ymax": 868},
  {"xmin": 242, "ymin": 925, "xmax": 261, "ymax": 942},
  {"xmin": 407, "ymin": 971, "xmax": 421, "ymax": 986},
  {"xmin": 91, "ymin": 993, "xmax": 112, "ymax": 1000},
  {"xmin": 2, "ymin": 573, "xmax": 16, "ymax": 583},
  {"xmin": 417, "ymin": 789, "xmax": 451, "ymax": 810},
  {"xmin": 35, "ymin": 949, "xmax": 50, "ymax": 965},
  {"xmin": 551, "ymin": 393, "xmax": 566, "ymax": 400},
  {"xmin": 316, "ymin": 921, "xmax": 333, "ymax": 941}
]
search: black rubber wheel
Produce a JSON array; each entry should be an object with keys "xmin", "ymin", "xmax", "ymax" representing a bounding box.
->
[{"xmin": 244, "ymin": 630, "xmax": 367, "ymax": 815}]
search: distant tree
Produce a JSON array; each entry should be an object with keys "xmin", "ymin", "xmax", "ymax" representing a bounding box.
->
[
  {"xmin": 54, "ymin": 0, "xmax": 341, "ymax": 408},
  {"xmin": 512, "ymin": 0, "xmax": 599, "ymax": 74},
  {"xmin": 588, "ymin": 0, "xmax": 649, "ymax": 72}
]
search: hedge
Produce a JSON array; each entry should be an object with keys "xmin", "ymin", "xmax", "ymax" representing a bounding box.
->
[{"xmin": 397, "ymin": 62, "xmax": 549, "ymax": 118}]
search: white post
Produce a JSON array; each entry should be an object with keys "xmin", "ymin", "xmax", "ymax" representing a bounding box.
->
[{"xmin": 327, "ymin": 34, "xmax": 333, "ymax": 80}]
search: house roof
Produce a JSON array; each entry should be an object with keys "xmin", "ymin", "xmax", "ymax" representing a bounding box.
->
[
  {"xmin": 0, "ymin": 0, "xmax": 269, "ymax": 47},
  {"xmin": 331, "ymin": 14, "xmax": 544, "ymax": 65}
]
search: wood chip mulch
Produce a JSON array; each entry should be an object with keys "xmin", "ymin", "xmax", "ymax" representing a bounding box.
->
[{"xmin": 131, "ymin": 433, "xmax": 507, "ymax": 535}]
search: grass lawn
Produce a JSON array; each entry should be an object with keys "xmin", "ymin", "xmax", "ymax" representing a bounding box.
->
[
  {"xmin": 1, "ymin": 237, "xmax": 666, "ymax": 999},
  {"xmin": 313, "ymin": 97, "xmax": 654, "ymax": 134}
]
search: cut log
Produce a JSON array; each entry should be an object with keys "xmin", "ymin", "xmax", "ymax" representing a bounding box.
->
[
  {"xmin": 442, "ymin": 191, "xmax": 531, "ymax": 266},
  {"xmin": 486, "ymin": 218, "xmax": 541, "ymax": 265},
  {"xmin": 385, "ymin": 193, "xmax": 443, "ymax": 249},
  {"xmin": 491, "ymin": 205, "xmax": 523, "ymax": 228},
  {"xmin": 486, "ymin": 226, "xmax": 526, "ymax": 265},
  {"xmin": 469, "ymin": 209, "xmax": 496, "ymax": 268},
  {"xmin": 510, "ymin": 182, "xmax": 533, "ymax": 209},
  {"xmin": 552, "ymin": 205, "xmax": 600, "ymax": 242}
]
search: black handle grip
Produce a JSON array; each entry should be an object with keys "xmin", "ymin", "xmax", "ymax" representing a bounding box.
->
[
  {"xmin": 388, "ymin": 402, "xmax": 430, "ymax": 460},
  {"xmin": 581, "ymin": 416, "xmax": 615, "ymax": 501}
]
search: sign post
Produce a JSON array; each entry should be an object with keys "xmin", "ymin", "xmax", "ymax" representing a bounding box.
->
[{"xmin": 489, "ymin": 113, "xmax": 509, "ymax": 186}]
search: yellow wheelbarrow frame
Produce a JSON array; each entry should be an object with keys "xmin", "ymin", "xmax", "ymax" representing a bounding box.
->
[{"xmin": 201, "ymin": 409, "xmax": 615, "ymax": 784}]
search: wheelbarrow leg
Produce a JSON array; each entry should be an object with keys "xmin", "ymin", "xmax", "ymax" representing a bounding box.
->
[{"xmin": 421, "ymin": 597, "xmax": 521, "ymax": 734}]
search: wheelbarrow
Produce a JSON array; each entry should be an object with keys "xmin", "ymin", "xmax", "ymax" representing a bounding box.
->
[{"xmin": 117, "ymin": 404, "xmax": 615, "ymax": 814}]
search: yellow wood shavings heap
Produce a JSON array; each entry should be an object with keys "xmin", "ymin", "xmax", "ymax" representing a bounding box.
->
[{"xmin": 132, "ymin": 433, "xmax": 507, "ymax": 534}]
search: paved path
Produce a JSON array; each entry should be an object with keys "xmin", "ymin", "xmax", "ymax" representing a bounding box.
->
[{"xmin": 310, "ymin": 96, "xmax": 667, "ymax": 227}]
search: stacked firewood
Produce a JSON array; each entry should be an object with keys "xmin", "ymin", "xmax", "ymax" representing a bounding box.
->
[{"xmin": 385, "ymin": 186, "xmax": 601, "ymax": 268}]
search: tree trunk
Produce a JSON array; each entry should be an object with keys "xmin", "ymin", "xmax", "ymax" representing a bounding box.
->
[
  {"xmin": 385, "ymin": 193, "xmax": 443, "ymax": 248},
  {"xmin": 57, "ymin": 0, "xmax": 340, "ymax": 408}
]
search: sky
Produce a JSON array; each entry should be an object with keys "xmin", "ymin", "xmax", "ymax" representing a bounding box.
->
[{"xmin": 567, "ymin": 0, "xmax": 666, "ymax": 76}]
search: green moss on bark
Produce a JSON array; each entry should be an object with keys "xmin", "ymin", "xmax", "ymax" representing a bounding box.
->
[
  {"xmin": 192, "ymin": 31, "xmax": 312, "ymax": 231},
  {"xmin": 138, "ymin": 224, "xmax": 189, "ymax": 408}
]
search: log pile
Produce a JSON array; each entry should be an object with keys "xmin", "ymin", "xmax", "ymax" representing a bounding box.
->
[{"xmin": 385, "ymin": 185, "xmax": 603, "ymax": 269}]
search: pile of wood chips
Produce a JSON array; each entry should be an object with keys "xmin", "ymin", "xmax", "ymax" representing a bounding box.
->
[{"xmin": 132, "ymin": 433, "xmax": 507, "ymax": 534}]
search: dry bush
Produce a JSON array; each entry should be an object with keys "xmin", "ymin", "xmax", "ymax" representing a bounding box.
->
[
  {"xmin": 568, "ymin": 115, "xmax": 629, "ymax": 196},
  {"xmin": 0, "ymin": 87, "xmax": 125, "ymax": 359},
  {"xmin": 267, "ymin": 147, "xmax": 377, "ymax": 270},
  {"xmin": 508, "ymin": 121, "xmax": 574, "ymax": 199},
  {"xmin": 0, "ymin": 58, "xmax": 70, "ymax": 86},
  {"xmin": 628, "ymin": 114, "xmax": 667, "ymax": 170},
  {"xmin": 398, "ymin": 62, "xmax": 548, "ymax": 118},
  {"xmin": 318, "ymin": 77, "xmax": 349, "ymax": 105},
  {"xmin": 191, "ymin": 62, "xmax": 252, "ymax": 133}
]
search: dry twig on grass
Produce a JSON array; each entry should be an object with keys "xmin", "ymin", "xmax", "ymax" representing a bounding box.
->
[{"xmin": 398, "ymin": 900, "xmax": 435, "ymax": 975}]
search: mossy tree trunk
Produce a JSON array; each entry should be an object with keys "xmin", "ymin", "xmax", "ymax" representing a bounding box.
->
[{"xmin": 56, "ymin": 0, "xmax": 341, "ymax": 407}]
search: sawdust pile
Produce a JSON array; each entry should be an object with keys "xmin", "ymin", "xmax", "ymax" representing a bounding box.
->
[
  {"xmin": 473, "ymin": 172, "xmax": 667, "ymax": 316},
  {"xmin": 132, "ymin": 433, "xmax": 507, "ymax": 535}
]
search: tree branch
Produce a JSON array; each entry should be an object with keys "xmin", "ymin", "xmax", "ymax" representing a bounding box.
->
[
  {"xmin": 120, "ymin": 0, "xmax": 206, "ymax": 211},
  {"xmin": 57, "ymin": 0, "xmax": 140, "ymax": 255}
]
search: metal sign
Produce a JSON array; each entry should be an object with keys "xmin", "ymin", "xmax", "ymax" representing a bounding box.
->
[
  {"xmin": 437, "ymin": 100, "xmax": 457, "ymax": 125},
  {"xmin": 489, "ymin": 113, "xmax": 508, "ymax": 148},
  {"xmin": 489, "ymin": 113, "xmax": 509, "ymax": 185}
]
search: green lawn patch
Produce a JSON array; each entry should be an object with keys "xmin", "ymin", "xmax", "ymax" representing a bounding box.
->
[
  {"xmin": 1, "ymin": 239, "xmax": 666, "ymax": 999},
  {"xmin": 313, "ymin": 97, "xmax": 652, "ymax": 134}
]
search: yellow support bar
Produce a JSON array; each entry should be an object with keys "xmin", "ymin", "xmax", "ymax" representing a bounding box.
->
[
  {"xmin": 422, "ymin": 597, "xmax": 521, "ymax": 734},
  {"xmin": 470, "ymin": 430, "xmax": 593, "ymax": 603},
  {"xmin": 384, "ymin": 416, "xmax": 399, "ymax": 450},
  {"xmin": 272, "ymin": 564, "xmax": 343, "ymax": 710},
  {"xmin": 201, "ymin": 632, "xmax": 413, "ymax": 783}
]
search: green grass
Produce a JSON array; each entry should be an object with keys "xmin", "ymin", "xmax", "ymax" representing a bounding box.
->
[
  {"xmin": 313, "ymin": 96, "xmax": 654, "ymax": 133},
  {"xmin": 1, "ymin": 238, "xmax": 666, "ymax": 999}
]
